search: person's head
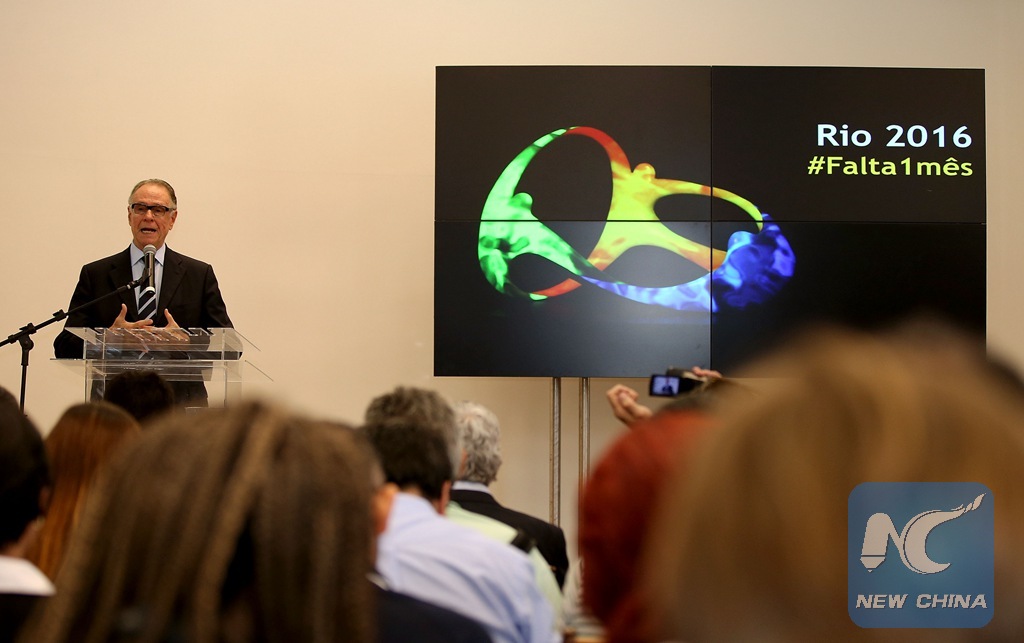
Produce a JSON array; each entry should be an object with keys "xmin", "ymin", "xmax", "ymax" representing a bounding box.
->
[
  {"xmin": 362, "ymin": 418, "xmax": 452, "ymax": 505},
  {"xmin": 364, "ymin": 386, "xmax": 459, "ymax": 477},
  {"xmin": 453, "ymin": 401, "xmax": 502, "ymax": 485},
  {"xmin": 0, "ymin": 390, "xmax": 49, "ymax": 554},
  {"xmin": 104, "ymin": 370, "xmax": 176, "ymax": 424},
  {"xmin": 0, "ymin": 385, "xmax": 18, "ymax": 411},
  {"xmin": 127, "ymin": 178, "xmax": 178, "ymax": 251},
  {"xmin": 580, "ymin": 410, "xmax": 711, "ymax": 642},
  {"xmin": 644, "ymin": 324, "xmax": 1024, "ymax": 642},
  {"xmin": 26, "ymin": 400, "xmax": 376, "ymax": 643},
  {"xmin": 27, "ymin": 402, "xmax": 140, "ymax": 579}
]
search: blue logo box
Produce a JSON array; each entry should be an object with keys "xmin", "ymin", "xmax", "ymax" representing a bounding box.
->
[{"xmin": 848, "ymin": 482, "xmax": 993, "ymax": 628}]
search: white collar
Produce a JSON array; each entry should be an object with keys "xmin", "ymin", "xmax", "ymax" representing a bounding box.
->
[
  {"xmin": 452, "ymin": 480, "xmax": 491, "ymax": 494},
  {"xmin": 0, "ymin": 556, "xmax": 55, "ymax": 596},
  {"xmin": 129, "ymin": 243, "xmax": 167, "ymax": 265}
]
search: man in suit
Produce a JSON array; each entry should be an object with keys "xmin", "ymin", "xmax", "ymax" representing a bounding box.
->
[
  {"xmin": 0, "ymin": 387, "xmax": 53, "ymax": 643},
  {"xmin": 450, "ymin": 401, "xmax": 569, "ymax": 589},
  {"xmin": 53, "ymin": 179, "xmax": 232, "ymax": 405}
]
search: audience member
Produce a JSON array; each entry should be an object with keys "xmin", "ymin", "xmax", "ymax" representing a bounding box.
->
[
  {"xmin": 365, "ymin": 387, "xmax": 562, "ymax": 617},
  {"xmin": 365, "ymin": 385, "xmax": 461, "ymax": 475},
  {"xmin": 103, "ymin": 370, "xmax": 176, "ymax": 423},
  {"xmin": 605, "ymin": 366, "xmax": 723, "ymax": 426},
  {"xmin": 644, "ymin": 324, "xmax": 1024, "ymax": 641},
  {"xmin": 579, "ymin": 407, "xmax": 711, "ymax": 643},
  {"xmin": 357, "ymin": 438, "xmax": 492, "ymax": 643},
  {"xmin": 23, "ymin": 400, "xmax": 376, "ymax": 643},
  {"xmin": 24, "ymin": 402, "xmax": 140, "ymax": 580},
  {"xmin": 451, "ymin": 401, "xmax": 569, "ymax": 588},
  {"xmin": 0, "ymin": 388, "xmax": 52, "ymax": 643},
  {"xmin": 364, "ymin": 417, "xmax": 558, "ymax": 643}
]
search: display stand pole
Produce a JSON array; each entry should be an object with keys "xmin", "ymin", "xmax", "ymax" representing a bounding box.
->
[
  {"xmin": 1, "ymin": 274, "xmax": 145, "ymax": 412},
  {"xmin": 579, "ymin": 377, "xmax": 591, "ymax": 499},
  {"xmin": 549, "ymin": 377, "xmax": 561, "ymax": 526}
]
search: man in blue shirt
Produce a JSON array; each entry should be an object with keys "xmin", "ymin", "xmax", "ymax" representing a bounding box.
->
[{"xmin": 364, "ymin": 418, "xmax": 558, "ymax": 643}]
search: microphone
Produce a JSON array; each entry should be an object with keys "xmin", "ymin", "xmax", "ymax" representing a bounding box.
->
[{"xmin": 142, "ymin": 244, "xmax": 156, "ymax": 296}]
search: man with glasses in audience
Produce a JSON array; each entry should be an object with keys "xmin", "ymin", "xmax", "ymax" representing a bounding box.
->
[{"xmin": 53, "ymin": 179, "xmax": 232, "ymax": 405}]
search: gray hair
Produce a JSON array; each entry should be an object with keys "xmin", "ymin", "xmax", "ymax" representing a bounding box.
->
[
  {"xmin": 454, "ymin": 401, "xmax": 502, "ymax": 485},
  {"xmin": 129, "ymin": 178, "xmax": 177, "ymax": 208}
]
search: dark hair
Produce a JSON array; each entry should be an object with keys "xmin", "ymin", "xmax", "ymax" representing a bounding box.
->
[
  {"xmin": 0, "ymin": 395, "xmax": 50, "ymax": 547},
  {"xmin": 364, "ymin": 386, "xmax": 459, "ymax": 477},
  {"xmin": 104, "ymin": 370, "xmax": 176, "ymax": 423},
  {"xmin": 362, "ymin": 418, "xmax": 451, "ymax": 501}
]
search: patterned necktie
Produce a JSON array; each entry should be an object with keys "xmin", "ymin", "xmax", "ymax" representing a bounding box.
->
[{"xmin": 137, "ymin": 259, "xmax": 157, "ymax": 320}]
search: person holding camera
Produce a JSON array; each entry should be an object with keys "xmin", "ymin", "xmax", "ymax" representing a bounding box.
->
[{"xmin": 605, "ymin": 367, "xmax": 723, "ymax": 426}]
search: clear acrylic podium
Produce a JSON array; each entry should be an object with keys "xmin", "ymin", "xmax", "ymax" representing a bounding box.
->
[{"xmin": 57, "ymin": 327, "xmax": 266, "ymax": 407}]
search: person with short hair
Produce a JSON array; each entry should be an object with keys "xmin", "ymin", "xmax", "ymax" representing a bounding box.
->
[
  {"xmin": 451, "ymin": 401, "xmax": 569, "ymax": 589},
  {"xmin": 53, "ymin": 179, "xmax": 232, "ymax": 407},
  {"xmin": 364, "ymin": 417, "xmax": 558, "ymax": 643},
  {"xmin": 103, "ymin": 370, "xmax": 176, "ymax": 423},
  {"xmin": 365, "ymin": 387, "xmax": 563, "ymax": 621}
]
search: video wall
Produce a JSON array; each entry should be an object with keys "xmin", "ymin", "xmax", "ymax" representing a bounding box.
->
[{"xmin": 434, "ymin": 67, "xmax": 986, "ymax": 377}]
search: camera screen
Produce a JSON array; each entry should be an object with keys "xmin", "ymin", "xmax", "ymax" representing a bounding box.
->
[{"xmin": 650, "ymin": 374, "xmax": 682, "ymax": 397}]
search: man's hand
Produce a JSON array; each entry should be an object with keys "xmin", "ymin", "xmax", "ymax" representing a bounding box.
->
[
  {"xmin": 165, "ymin": 309, "xmax": 180, "ymax": 329},
  {"xmin": 109, "ymin": 303, "xmax": 154, "ymax": 330},
  {"xmin": 162, "ymin": 310, "xmax": 190, "ymax": 342},
  {"xmin": 605, "ymin": 384, "xmax": 654, "ymax": 426},
  {"xmin": 691, "ymin": 366, "xmax": 723, "ymax": 381}
]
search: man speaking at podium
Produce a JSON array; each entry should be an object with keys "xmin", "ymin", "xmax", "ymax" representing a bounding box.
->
[{"xmin": 53, "ymin": 179, "xmax": 233, "ymax": 406}]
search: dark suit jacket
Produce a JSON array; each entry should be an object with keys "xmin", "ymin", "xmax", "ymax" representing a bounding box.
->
[
  {"xmin": 53, "ymin": 246, "xmax": 232, "ymax": 404},
  {"xmin": 374, "ymin": 584, "xmax": 492, "ymax": 643},
  {"xmin": 449, "ymin": 488, "xmax": 569, "ymax": 589}
]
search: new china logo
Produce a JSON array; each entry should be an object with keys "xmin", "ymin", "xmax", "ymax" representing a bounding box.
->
[{"xmin": 848, "ymin": 482, "xmax": 993, "ymax": 629}]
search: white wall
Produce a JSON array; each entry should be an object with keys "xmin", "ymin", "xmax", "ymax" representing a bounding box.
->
[{"xmin": 2, "ymin": 0, "xmax": 1022, "ymax": 555}]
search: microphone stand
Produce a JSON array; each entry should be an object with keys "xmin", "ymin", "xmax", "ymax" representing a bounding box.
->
[{"xmin": 0, "ymin": 272, "xmax": 148, "ymax": 413}]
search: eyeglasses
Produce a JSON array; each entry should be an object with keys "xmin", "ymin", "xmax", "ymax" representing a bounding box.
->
[{"xmin": 130, "ymin": 203, "xmax": 175, "ymax": 217}]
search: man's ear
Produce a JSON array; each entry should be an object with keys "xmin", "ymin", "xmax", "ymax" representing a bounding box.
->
[
  {"xmin": 435, "ymin": 480, "xmax": 452, "ymax": 515},
  {"xmin": 372, "ymin": 483, "xmax": 399, "ymax": 536},
  {"xmin": 457, "ymin": 450, "xmax": 468, "ymax": 478}
]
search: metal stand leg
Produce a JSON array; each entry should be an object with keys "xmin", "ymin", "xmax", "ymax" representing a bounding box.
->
[
  {"xmin": 578, "ymin": 377, "xmax": 591, "ymax": 500},
  {"xmin": 549, "ymin": 377, "xmax": 562, "ymax": 526}
]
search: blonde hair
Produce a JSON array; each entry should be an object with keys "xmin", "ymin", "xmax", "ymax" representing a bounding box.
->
[
  {"xmin": 25, "ymin": 400, "xmax": 375, "ymax": 643},
  {"xmin": 644, "ymin": 323, "xmax": 1024, "ymax": 642}
]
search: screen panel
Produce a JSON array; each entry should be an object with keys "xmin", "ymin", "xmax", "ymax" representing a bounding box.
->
[
  {"xmin": 710, "ymin": 67, "xmax": 986, "ymax": 224},
  {"xmin": 435, "ymin": 66, "xmax": 713, "ymax": 222},
  {"xmin": 435, "ymin": 66, "xmax": 986, "ymax": 378},
  {"xmin": 435, "ymin": 220, "xmax": 713, "ymax": 377},
  {"xmin": 710, "ymin": 221, "xmax": 987, "ymax": 371}
]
